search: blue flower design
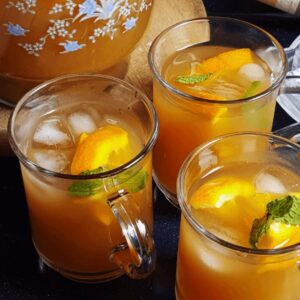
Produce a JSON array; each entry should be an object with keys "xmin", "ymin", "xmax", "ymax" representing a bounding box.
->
[
  {"xmin": 105, "ymin": 2, "xmax": 115, "ymax": 14},
  {"xmin": 5, "ymin": 23, "xmax": 28, "ymax": 36},
  {"xmin": 59, "ymin": 40, "xmax": 85, "ymax": 53},
  {"xmin": 79, "ymin": 0, "xmax": 98, "ymax": 17},
  {"xmin": 100, "ymin": 0, "xmax": 118, "ymax": 18},
  {"xmin": 123, "ymin": 17, "xmax": 138, "ymax": 32}
]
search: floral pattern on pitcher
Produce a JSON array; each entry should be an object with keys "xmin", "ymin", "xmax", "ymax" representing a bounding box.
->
[
  {"xmin": 6, "ymin": 0, "xmax": 37, "ymax": 14},
  {"xmin": 3, "ymin": 0, "xmax": 152, "ymax": 56}
]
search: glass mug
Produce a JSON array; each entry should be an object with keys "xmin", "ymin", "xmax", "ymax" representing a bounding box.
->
[
  {"xmin": 177, "ymin": 130, "xmax": 300, "ymax": 300},
  {"xmin": 148, "ymin": 17, "xmax": 288, "ymax": 207},
  {"xmin": 0, "ymin": 0, "xmax": 153, "ymax": 103},
  {"xmin": 8, "ymin": 74, "xmax": 158, "ymax": 283}
]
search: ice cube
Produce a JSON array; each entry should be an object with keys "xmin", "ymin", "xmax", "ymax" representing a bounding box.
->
[
  {"xmin": 198, "ymin": 149, "xmax": 218, "ymax": 171},
  {"xmin": 33, "ymin": 118, "xmax": 72, "ymax": 147},
  {"xmin": 198, "ymin": 248, "xmax": 222, "ymax": 271},
  {"xmin": 239, "ymin": 63, "xmax": 266, "ymax": 82},
  {"xmin": 255, "ymin": 172, "xmax": 286, "ymax": 194},
  {"xmin": 196, "ymin": 231, "xmax": 240, "ymax": 274},
  {"xmin": 67, "ymin": 111, "xmax": 97, "ymax": 136},
  {"xmin": 33, "ymin": 150, "xmax": 69, "ymax": 172}
]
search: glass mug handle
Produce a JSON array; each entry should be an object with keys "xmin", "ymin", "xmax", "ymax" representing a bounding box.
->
[{"xmin": 107, "ymin": 189, "xmax": 156, "ymax": 279}]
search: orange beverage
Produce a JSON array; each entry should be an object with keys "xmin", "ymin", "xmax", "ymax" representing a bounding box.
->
[
  {"xmin": 177, "ymin": 132, "xmax": 300, "ymax": 300},
  {"xmin": 149, "ymin": 17, "xmax": 288, "ymax": 206},
  {"xmin": 0, "ymin": 0, "xmax": 153, "ymax": 102},
  {"xmin": 8, "ymin": 74, "xmax": 158, "ymax": 282}
]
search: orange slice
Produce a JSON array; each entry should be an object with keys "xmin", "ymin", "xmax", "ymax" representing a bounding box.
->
[
  {"xmin": 190, "ymin": 177, "xmax": 255, "ymax": 209},
  {"xmin": 196, "ymin": 48, "xmax": 254, "ymax": 74},
  {"xmin": 258, "ymin": 222, "xmax": 300, "ymax": 249},
  {"xmin": 94, "ymin": 199, "xmax": 114, "ymax": 226},
  {"xmin": 71, "ymin": 125, "xmax": 129, "ymax": 175},
  {"xmin": 256, "ymin": 193, "xmax": 300, "ymax": 249},
  {"xmin": 256, "ymin": 221, "xmax": 300, "ymax": 273}
]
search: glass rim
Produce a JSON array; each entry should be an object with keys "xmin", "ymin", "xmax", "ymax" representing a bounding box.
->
[
  {"xmin": 148, "ymin": 16, "xmax": 288, "ymax": 105},
  {"xmin": 177, "ymin": 131, "xmax": 300, "ymax": 256},
  {"xmin": 8, "ymin": 73, "xmax": 159, "ymax": 180}
]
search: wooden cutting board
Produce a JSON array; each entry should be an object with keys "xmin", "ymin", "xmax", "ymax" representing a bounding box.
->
[{"xmin": 0, "ymin": 0, "xmax": 206, "ymax": 156}]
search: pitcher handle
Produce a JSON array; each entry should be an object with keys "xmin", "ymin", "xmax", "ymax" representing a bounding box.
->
[{"xmin": 107, "ymin": 189, "xmax": 156, "ymax": 279}]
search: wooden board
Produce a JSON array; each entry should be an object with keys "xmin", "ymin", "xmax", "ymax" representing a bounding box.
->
[{"xmin": 0, "ymin": 0, "xmax": 206, "ymax": 156}]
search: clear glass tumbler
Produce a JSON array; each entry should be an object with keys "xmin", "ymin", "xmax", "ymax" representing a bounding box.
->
[
  {"xmin": 148, "ymin": 17, "xmax": 288, "ymax": 207},
  {"xmin": 8, "ymin": 74, "xmax": 158, "ymax": 283},
  {"xmin": 177, "ymin": 131, "xmax": 300, "ymax": 300}
]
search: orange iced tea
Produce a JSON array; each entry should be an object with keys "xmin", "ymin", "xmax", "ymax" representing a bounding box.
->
[
  {"xmin": 0, "ymin": 0, "xmax": 153, "ymax": 102},
  {"xmin": 177, "ymin": 133, "xmax": 300, "ymax": 300},
  {"xmin": 154, "ymin": 46, "xmax": 274, "ymax": 198},
  {"xmin": 8, "ymin": 75, "xmax": 158, "ymax": 282},
  {"xmin": 149, "ymin": 18, "xmax": 287, "ymax": 205},
  {"xmin": 23, "ymin": 111, "xmax": 152, "ymax": 276}
]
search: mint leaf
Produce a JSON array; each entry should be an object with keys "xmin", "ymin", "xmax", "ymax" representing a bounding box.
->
[
  {"xmin": 79, "ymin": 166, "xmax": 104, "ymax": 175},
  {"xmin": 68, "ymin": 167, "xmax": 104, "ymax": 197},
  {"xmin": 123, "ymin": 169, "xmax": 148, "ymax": 193},
  {"xmin": 243, "ymin": 81, "xmax": 261, "ymax": 98},
  {"xmin": 249, "ymin": 216, "xmax": 272, "ymax": 249},
  {"xmin": 249, "ymin": 195, "xmax": 300, "ymax": 248},
  {"xmin": 116, "ymin": 168, "xmax": 148, "ymax": 193},
  {"xmin": 68, "ymin": 166, "xmax": 148, "ymax": 197},
  {"xmin": 267, "ymin": 195, "xmax": 300, "ymax": 225},
  {"xmin": 175, "ymin": 73, "xmax": 212, "ymax": 84},
  {"xmin": 68, "ymin": 180, "xmax": 103, "ymax": 197}
]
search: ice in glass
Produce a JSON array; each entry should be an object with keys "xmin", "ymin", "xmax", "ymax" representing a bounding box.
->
[
  {"xmin": 8, "ymin": 74, "xmax": 158, "ymax": 282},
  {"xmin": 149, "ymin": 17, "xmax": 287, "ymax": 206},
  {"xmin": 177, "ymin": 132, "xmax": 300, "ymax": 300}
]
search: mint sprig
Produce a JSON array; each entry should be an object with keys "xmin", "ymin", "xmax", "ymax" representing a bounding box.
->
[
  {"xmin": 249, "ymin": 195, "xmax": 300, "ymax": 248},
  {"xmin": 249, "ymin": 216, "xmax": 272, "ymax": 249},
  {"xmin": 68, "ymin": 167, "xmax": 104, "ymax": 197},
  {"xmin": 68, "ymin": 180, "xmax": 103, "ymax": 197},
  {"xmin": 175, "ymin": 73, "xmax": 212, "ymax": 84},
  {"xmin": 121, "ymin": 169, "xmax": 148, "ymax": 193},
  {"xmin": 243, "ymin": 81, "xmax": 261, "ymax": 98},
  {"xmin": 267, "ymin": 196, "xmax": 300, "ymax": 225},
  {"xmin": 68, "ymin": 166, "xmax": 148, "ymax": 197}
]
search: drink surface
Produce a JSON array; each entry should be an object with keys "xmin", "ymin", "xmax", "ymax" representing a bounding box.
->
[
  {"xmin": 164, "ymin": 46, "xmax": 271, "ymax": 100},
  {"xmin": 153, "ymin": 46, "xmax": 275, "ymax": 196},
  {"xmin": 176, "ymin": 162, "xmax": 300, "ymax": 300},
  {"xmin": 188, "ymin": 162, "xmax": 300, "ymax": 249},
  {"xmin": 26, "ymin": 102, "xmax": 142, "ymax": 174},
  {"xmin": 21, "ymin": 101, "xmax": 152, "ymax": 277}
]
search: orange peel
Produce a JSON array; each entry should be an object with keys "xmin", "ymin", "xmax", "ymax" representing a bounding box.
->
[
  {"xmin": 190, "ymin": 177, "xmax": 254, "ymax": 209},
  {"xmin": 196, "ymin": 48, "xmax": 254, "ymax": 74},
  {"xmin": 71, "ymin": 125, "xmax": 129, "ymax": 175}
]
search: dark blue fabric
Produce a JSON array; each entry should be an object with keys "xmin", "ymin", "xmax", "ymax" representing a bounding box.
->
[{"xmin": 0, "ymin": 1, "xmax": 299, "ymax": 299}]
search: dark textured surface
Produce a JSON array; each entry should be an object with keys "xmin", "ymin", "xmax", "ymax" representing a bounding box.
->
[{"xmin": 0, "ymin": 1, "xmax": 299, "ymax": 299}]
